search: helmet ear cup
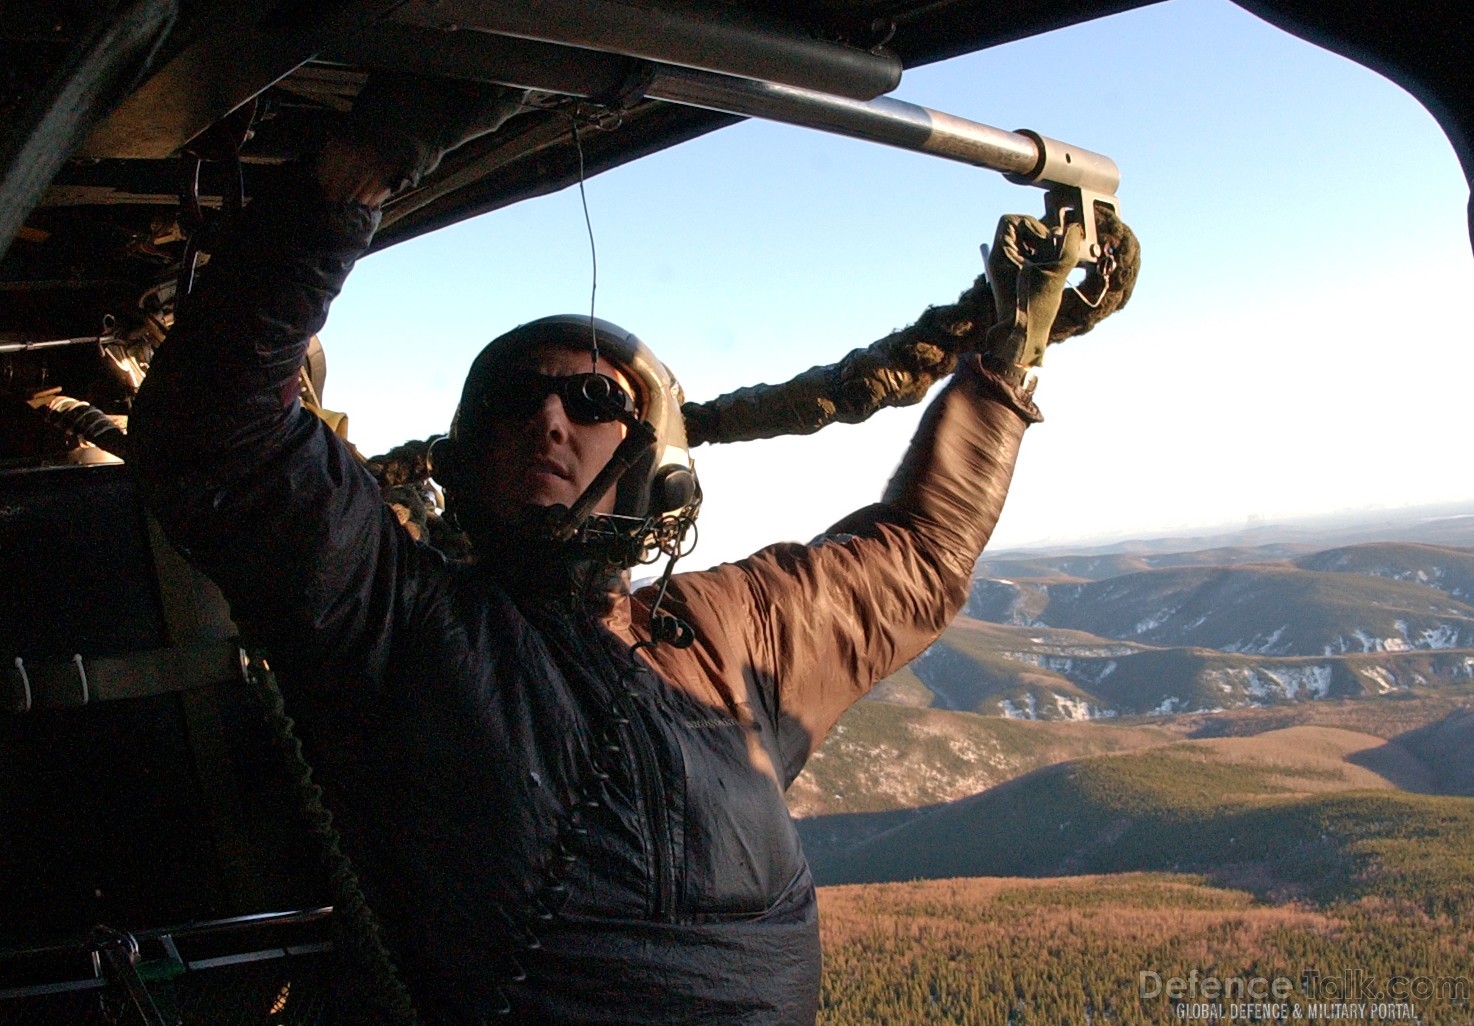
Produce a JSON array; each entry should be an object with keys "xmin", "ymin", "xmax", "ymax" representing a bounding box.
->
[
  {"xmin": 427, "ymin": 435, "xmax": 460, "ymax": 491},
  {"xmin": 649, "ymin": 465, "xmax": 697, "ymax": 515}
]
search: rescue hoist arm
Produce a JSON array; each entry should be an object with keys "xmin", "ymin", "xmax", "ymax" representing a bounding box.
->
[{"xmin": 645, "ymin": 66, "xmax": 1121, "ymax": 269}]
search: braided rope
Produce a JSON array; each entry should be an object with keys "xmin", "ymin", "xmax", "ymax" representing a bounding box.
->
[
  {"xmin": 241, "ymin": 648, "xmax": 421, "ymax": 1026},
  {"xmin": 682, "ymin": 207, "xmax": 1140, "ymax": 446}
]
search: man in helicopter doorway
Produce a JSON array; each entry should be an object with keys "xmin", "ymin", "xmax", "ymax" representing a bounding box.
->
[{"xmin": 132, "ymin": 76, "xmax": 1123, "ymax": 1026}]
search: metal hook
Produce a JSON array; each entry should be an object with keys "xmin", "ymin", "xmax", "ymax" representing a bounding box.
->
[
  {"xmin": 1068, "ymin": 246, "xmax": 1117, "ymax": 310},
  {"xmin": 10, "ymin": 656, "xmax": 31, "ymax": 713},
  {"xmin": 73, "ymin": 653, "xmax": 89, "ymax": 704},
  {"xmin": 869, "ymin": 17, "xmax": 898, "ymax": 51}
]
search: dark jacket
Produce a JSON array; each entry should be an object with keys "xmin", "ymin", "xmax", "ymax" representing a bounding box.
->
[{"xmin": 131, "ymin": 170, "xmax": 1032, "ymax": 1025}]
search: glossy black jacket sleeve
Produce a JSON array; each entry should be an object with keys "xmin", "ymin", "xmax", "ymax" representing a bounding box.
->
[{"xmin": 130, "ymin": 171, "xmax": 415, "ymax": 686}]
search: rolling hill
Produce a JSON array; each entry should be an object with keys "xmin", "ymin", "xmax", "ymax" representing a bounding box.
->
[
  {"xmin": 787, "ymin": 702, "xmax": 1174, "ymax": 866},
  {"xmin": 1293, "ymin": 541, "xmax": 1474, "ymax": 601},
  {"xmin": 792, "ymin": 531, "xmax": 1474, "ymax": 908},
  {"xmin": 787, "ymin": 702, "xmax": 1172, "ymax": 818},
  {"xmin": 801, "ymin": 524, "xmax": 1474, "ymax": 1025},
  {"xmin": 811, "ymin": 723, "xmax": 1474, "ymax": 912}
]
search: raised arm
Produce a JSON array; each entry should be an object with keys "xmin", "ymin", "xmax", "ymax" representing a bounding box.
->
[
  {"xmin": 130, "ymin": 78, "xmax": 528, "ymax": 683},
  {"xmin": 659, "ymin": 218, "xmax": 1114, "ymax": 782},
  {"xmin": 693, "ymin": 357, "xmax": 1036, "ymax": 782},
  {"xmin": 129, "ymin": 160, "xmax": 406, "ymax": 681}
]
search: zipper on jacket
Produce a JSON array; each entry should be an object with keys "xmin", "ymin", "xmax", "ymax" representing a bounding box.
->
[
  {"xmin": 621, "ymin": 684, "xmax": 676, "ymax": 922},
  {"xmin": 564, "ymin": 607, "xmax": 680, "ymax": 923}
]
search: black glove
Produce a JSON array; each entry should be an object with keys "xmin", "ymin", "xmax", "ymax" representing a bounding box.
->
[
  {"xmin": 345, "ymin": 73, "xmax": 530, "ymax": 195},
  {"xmin": 981, "ymin": 214, "xmax": 1083, "ymax": 388}
]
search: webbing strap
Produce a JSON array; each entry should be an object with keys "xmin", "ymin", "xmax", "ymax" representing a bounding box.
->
[{"xmin": 4, "ymin": 640, "xmax": 238, "ymax": 711}]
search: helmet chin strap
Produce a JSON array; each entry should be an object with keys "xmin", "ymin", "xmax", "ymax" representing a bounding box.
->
[
  {"xmin": 477, "ymin": 406, "xmax": 655, "ymax": 563},
  {"xmin": 548, "ymin": 399, "xmax": 658, "ymax": 544},
  {"xmin": 484, "ymin": 386, "xmax": 697, "ymax": 648},
  {"xmin": 517, "ymin": 505, "xmax": 650, "ymax": 568},
  {"xmin": 502, "ymin": 422, "xmax": 698, "ymax": 650}
]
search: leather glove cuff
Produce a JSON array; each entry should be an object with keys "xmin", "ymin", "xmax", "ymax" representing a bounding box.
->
[{"xmin": 965, "ymin": 354, "xmax": 1043, "ymax": 424}]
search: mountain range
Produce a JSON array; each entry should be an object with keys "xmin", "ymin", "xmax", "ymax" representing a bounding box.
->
[
  {"xmin": 911, "ymin": 540, "xmax": 1474, "ymax": 720},
  {"xmin": 790, "ymin": 514, "xmax": 1474, "ymax": 890}
]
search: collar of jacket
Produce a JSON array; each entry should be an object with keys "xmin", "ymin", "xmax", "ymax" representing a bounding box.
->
[{"xmin": 470, "ymin": 529, "xmax": 633, "ymax": 625}]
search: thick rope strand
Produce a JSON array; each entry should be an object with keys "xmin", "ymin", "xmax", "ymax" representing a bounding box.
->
[
  {"xmin": 682, "ymin": 206, "xmax": 1140, "ymax": 446},
  {"xmin": 242, "ymin": 648, "xmax": 421, "ymax": 1026}
]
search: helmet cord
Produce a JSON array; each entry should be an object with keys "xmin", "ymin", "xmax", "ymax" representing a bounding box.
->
[
  {"xmin": 634, "ymin": 550, "xmax": 695, "ymax": 653},
  {"xmin": 632, "ymin": 510, "xmax": 700, "ymax": 654},
  {"xmin": 569, "ymin": 115, "xmax": 600, "ymax": 372}
]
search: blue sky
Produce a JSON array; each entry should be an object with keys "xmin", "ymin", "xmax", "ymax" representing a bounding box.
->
[{"xmin": 319, "ymin": 0, "xmax": 1474, "ymax": 568}]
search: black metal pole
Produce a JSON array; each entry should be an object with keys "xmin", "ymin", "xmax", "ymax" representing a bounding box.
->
[{"xmin": 389, "ymin": 0, "xmax": 902, "ymax": 101}]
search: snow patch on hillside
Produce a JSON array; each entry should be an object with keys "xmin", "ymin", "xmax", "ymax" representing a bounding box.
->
[
  {"xmin": 1349, "ymin": 628, "xmax": 1410, "ymax": 653},
  {"xmin": 1036, "ymin": 656, "xmax": 1118, "ymax": 687},
  {"xmin": 1362, "ymin": 666, "xmax": 1402, "ymax": 693},
  {"xmin": 1133, "ymin": 607, "xmax": 1179, "ymax": 635},
  {"xmin": 1226, "ymin": 625, "xmax": 1291, "ymax": 655},
  {"xmin": 1331, "ymin": 620, "xmax": 1474, "ymax": 653},
  {"xmin": 995, "ymin": 689, "xmax": 1113, "ymax": 721},
  {"xmin": 1051, "ymin": 693, "xmax": 1103, "ymax": 720},
  {"xmin": 999, "ymin": 693, "xmax": 1038, "ymax": 720},
  {"xmin": 1419, "ymin": 624, "xmax": 1463, "ymax": 649},
  {"xmin": 1247, "ymin": 664, "xmax": 1332, "ymax": 700}
]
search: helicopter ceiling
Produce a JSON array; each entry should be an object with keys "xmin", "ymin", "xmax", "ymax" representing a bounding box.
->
[{"xmin": 2, "ymin": 0, "xmax": 1469, "ymax": 340}]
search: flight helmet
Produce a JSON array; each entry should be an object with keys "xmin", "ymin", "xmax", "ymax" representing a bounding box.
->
[{"xmin": 429, "ymin": 315, "xmax": 698, "ymax": 556}]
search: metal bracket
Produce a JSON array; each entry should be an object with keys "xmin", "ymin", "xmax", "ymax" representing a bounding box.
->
[{"xmin": 92, "ymin": 927, "xmax": 178, "ymax": 1026}]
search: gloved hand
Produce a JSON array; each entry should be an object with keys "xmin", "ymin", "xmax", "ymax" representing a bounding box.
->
[
  {"xmin": 981, "ymin": 214, "xmax": 1084, "ymax": 389},
  {"xmin": 321, "ymin": 73, "xmax": 530, "ymax": 202}
]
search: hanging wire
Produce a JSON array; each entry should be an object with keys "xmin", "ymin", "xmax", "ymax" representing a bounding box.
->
[
  {"xmin": 567, "ymin": 106, "xmax": 696, "ymax": 652},
  {"xmin": 569, "ymin": 115, "xmax": 599, "ymax": 370}
]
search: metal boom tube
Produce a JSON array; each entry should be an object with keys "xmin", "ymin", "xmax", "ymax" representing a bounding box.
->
[{"xmin": 645, "ymin": 65, "xmax": 1121, "ymax": 261}]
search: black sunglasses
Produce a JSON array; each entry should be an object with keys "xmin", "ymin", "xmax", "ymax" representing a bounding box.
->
[{"xmin": 478, "ymin": 371, "xmax": 637, "ymax": 425}]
